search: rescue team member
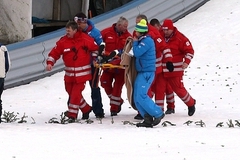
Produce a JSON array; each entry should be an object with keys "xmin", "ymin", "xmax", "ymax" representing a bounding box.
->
[
  {"xmin": 161, "ymin": 18, "xmax": 196, "ymax": 116},
  {"xmin": 46, "ymin": 21, "xmax": 99, "ymax": 122},
  {"xmin": 74, "ymin": 12, "xmax": 105, "ymax": 118},
  {"xmin": 100, "ymin": 16, "xmax": 132, "ymax": 116},
  {"xmin": 149, "ymin": 18, "xmax": 175, "ymax": 115}
]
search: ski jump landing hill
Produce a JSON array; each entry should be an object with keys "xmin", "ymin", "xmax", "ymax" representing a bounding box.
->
[{"xmin": 5, "ymin": 0, "xmax": 209, "ymax": 89}]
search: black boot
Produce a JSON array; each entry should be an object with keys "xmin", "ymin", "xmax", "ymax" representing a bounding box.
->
[
  {"xmin": 153, "ymin": 113, "xmax": 165, "ymax": 126},
  {"xmin": 95, "ymin": 113, "xmax": 105, "ymax": 118},
  {"xmin": 188, "ymin": 106, "xmax": 195, "ymax": 116},
  {"xmin": 64, "ymin": 111, "xmax": 76, "ymax": 123},
  {"xmin": 165, "ymin": 108, "xmax": 175, "ymax": 114},
  {"xmin": 134, "ymin": 113, "xmax": 144, "ymax": 120},
  {"xmin": 82, "ymin": 108, "xmax": 92, "ymax": 120},
  {"xmin": 91, "ymin": 87, "xmax": 104, "ymax": 118},
  {"xmin": 136, "ymin": 114, "xmax": 153, "ymax": 128},
  {"xmin": 68, "ymin": 118, "xmax": 76, "ymax": 123},
  {"xmin": 188, "ymin": 100, "xmax": 196, "ymax": 116},
  {"xmin": 110, "ymin": 112, "xmax": 118, "ymax": 116}
]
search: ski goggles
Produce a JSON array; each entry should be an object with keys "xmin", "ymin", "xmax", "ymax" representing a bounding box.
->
[{"xmin": 74, "ymin": 17, "xmax": 87, "ymax": 23}]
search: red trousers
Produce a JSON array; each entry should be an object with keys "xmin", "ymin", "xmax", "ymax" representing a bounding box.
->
[
  {"xmin": 165, "ymin": 76, "xmax": 195, "ymax": 107},
  {"xmin": 100, "ymin": 69, "xmax": 124, "ymax": 112},
  {"xmin": 65, "ymin": 81, "xmax": 91, "ymax": 119},
  {"xmin": 149, "ymin": 73, "xmax": 175, "ymax": 111}
]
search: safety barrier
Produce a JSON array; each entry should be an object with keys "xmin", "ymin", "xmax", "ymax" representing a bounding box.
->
[{"xmin": 5, "ymin": 0, "xmax": 209, "ymax": 89}]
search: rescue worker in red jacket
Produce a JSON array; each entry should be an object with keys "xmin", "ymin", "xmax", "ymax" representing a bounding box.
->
[
  {"xmin": 100, "ymin": 16, "xmax": 132, "ymax": 116},
  {"xmin": 150, "ymin": 18, "xmax": 176, "ymax": 114},
  {"xmin": 160, "ymin": 18, "xmax": 196, "ymax": 116},
  {"xmin": 133, "ymin": 15, "xmax": 174, "ymax": 120},
  {"xmin": 74, "ymin": 12, "xmax": 105, "ymax": 118},
  {"xmin": 46, "ymin": 21, "xmax": 99, "ymax": 122}
]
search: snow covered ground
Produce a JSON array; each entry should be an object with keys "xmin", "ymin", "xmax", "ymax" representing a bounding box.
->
[{"xmin": 1, "ymin": 0, "xmax": 240, "ymax": 159}]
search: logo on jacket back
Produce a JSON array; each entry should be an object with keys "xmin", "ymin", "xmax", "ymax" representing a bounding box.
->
[
  {"xmin": 64, "ymin": 48, "xmax": 71, "ymax": 52},
  {"xmin": 107, "ymin": 36, "xmax": 114, "ymax": 39}
]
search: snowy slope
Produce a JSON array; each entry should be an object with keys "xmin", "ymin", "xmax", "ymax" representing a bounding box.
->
[{"xmin": 1, "ymin": 0, "xmax": 240, "ymax": 160}]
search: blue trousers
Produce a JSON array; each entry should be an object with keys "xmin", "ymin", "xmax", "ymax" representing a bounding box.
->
[{"xmin": 133, "ymin": 72, "xmax": 163, "ymax": 118}]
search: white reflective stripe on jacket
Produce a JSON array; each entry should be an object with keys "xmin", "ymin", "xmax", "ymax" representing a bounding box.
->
[{"xmin": 64, "ymin": 65, "xmax": 91, "ymax": 77}]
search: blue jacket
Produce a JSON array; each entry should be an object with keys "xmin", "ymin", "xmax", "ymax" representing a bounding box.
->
[
  {"xmin": 132, "ymin": 35, "xmax": 156, "ymax": 72},
  {"xmin": 84, "ymin": 20, "xmax": 103, "ymax": 45}
]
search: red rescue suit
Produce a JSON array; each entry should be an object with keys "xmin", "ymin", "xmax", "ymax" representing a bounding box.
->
[
  {"xmin": 47, "ymin": 31, "xmax": 98, "ymax": 118},
  {"xmin": 100, "ymin": 23, "xmax": 132, "ymax": 113},
  {"xmin": 161, "ymin": 27, "xmax": 195, "ymax": 107}
]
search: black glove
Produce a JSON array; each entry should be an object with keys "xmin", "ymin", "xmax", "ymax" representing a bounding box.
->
[
  {"xmin": 100, "ymin": 50, "xmax": 117, "ymax": 63},
  {"xmin": 98, "ymin": 42, "xmax": 105, "ymax": 56},
  {"xmin": 166, "ymin": 61, "xmax": 174, "ymax": 72}
]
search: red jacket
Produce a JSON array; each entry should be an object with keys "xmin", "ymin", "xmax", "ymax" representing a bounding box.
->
[
  {"xmin": 148, "ymin": 24, "xmax": 172, "ymax": 74},
  {"xmin": 101, "ymin": 23, "xmax": 131, "ymax": 53},
  {"xmin": 133, "ymin": 24, "xmax": 172, "ymax": 74},
  {"xmin": 47, "ymin": 31, "xmax": 98, "ymax": 82},
  {"xmin": 161, "ymin": 27, "xmax": 194, "ymax": 77},
  {"xmin": 101, "ymin": 23, "xmax": 132, "ymax": 70}
]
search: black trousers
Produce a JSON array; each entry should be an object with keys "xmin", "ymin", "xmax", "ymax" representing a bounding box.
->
[
  {"xmin": 89, "ymin": 65, "xmax": 104, "ymax": 116},
  {"xmin": 0, "ymin": 78, "xmax": 4, "ymax": 123}
]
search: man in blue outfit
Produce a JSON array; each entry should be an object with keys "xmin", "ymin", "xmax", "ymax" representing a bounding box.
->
[
  {"xmin": 74, "ymin": 12, "xmax": 105, "ymax": 118},
  {"xmin": 127, "ymin": 19, "xmax": 165, "ymax": 128}
]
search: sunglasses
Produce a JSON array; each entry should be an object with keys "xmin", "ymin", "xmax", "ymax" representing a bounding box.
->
[{"xmin": 74, "ymin": 17, "xmax": 87, "ymax": 23}]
